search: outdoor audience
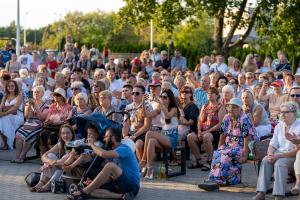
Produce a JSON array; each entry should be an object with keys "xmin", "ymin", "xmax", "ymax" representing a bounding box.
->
[{"xmin": 2, "ymin": 43, "xmax": 300, "ymax": 200}]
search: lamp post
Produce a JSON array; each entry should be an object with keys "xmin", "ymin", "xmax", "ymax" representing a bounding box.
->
[
  {"xmin": 16, "ymin": 0, "xmax": 20, "ymax": 57},
  {"xmin": 150, "ymin": 19, "xmax": 153, "ymax": 50},
  {"xmin": 24, "ymin": 12, "xmax": 29, "ymax": 46}
]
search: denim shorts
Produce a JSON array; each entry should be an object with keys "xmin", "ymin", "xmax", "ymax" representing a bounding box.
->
[{"xmin": 162, "ymin": 128, "xmax": 178, "ymax": 148}]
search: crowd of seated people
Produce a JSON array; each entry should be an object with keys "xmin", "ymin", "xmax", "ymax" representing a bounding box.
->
[{"xmin": 1, "ymin": 41, "xmax": 300, "ymax": 200}]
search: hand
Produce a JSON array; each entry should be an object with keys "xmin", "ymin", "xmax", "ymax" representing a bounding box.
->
[
  {"xmin": 87, "ymin": 137, "xmax": 95, "ymax": 146},
  {"xmin": 285, "ymin": 131, "xmax": 297, "ymax": 141},
  {"xmin": 179, "ymin": 117, "xmax": 188, "ymax": 125},
  {"xmin": 267, "ymin": 154, "xmax": 279, "ymax": 163},
  {"xmin": 200, "ymin": 130, "xmax": 209, "ymax": 136},
  {"xmin": 197, "ymin": 131, "xmax": 203, "ymax": 140},
  {"xmin": 130, "ymin": 135, "xmax": 136, "ymax": 141},
  {"xmin": 0, "ymin": 111, "xmax": 5, "ymax": 117},
  {"xmin": 240, "ymin": 155, "xmax": 247, "ymax": 163}
]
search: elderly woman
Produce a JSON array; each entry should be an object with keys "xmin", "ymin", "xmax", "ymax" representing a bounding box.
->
[
  {"xmin": 242, "ymin": 89, "xmax": 272, "ymax": 139},
  {"xmin": 13, "ymin": 86, "xmax": 49, "ymax": 163},
  {"xmin": 0, "ymin": 80, "xmax": 24, "ymax": 150},
  {"xmin": 93, "ymin": 90, "xmax": 122, "ymax": 123},
  {"xmin": 259, "ymin": 80, "xmax": 287, "ymax": 121},
  {"xmin": 5, "ymin": 53, "xmax": 21, "ymax": 73},
  {"xmin": 67, "ymin": 92, "xmax": 92, "ymax": 130},
  {"xmin": 89, "ymin": 80, "xmax": 106, "ymax": 111},
  {"xmin": 198, "ymin": 98, "xmax": 255, "ymax": 190},
  {"xmin": 221, "ymin": 84, "xmax": 235, "ymax": 105},
  {"xmin": 68, "ymin": 81, "xmax": 84, "ymax": 106},
  {"xmin": 188, "ymin": 86, "xmax": 226, "ymax": 169},
  {"xmin": 253, "ymin": 102, "xmax": 300, "ymax": 200},
  {"xmin": 39, "ymin": 88, "xmax": 72, "ymax": 156},
  {"xmin": 34, "ymin": 75, "xmax": 52, "ymax": 101}
]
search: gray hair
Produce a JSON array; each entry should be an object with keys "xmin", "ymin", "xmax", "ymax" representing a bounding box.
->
[
  {"xmin": 75, "ymin": 92, "xmax": 88, "ymax": 104},
  {"xmin": 280, "ymin": 101, "xmax": 299, "ymax": 113},
  {"xmin": 71, "ymin": 81, "xmax": 83, "ymax": 89},
  {"xmin": 222, "ymin": 85, "xmax": 235, "ymax": 94}
]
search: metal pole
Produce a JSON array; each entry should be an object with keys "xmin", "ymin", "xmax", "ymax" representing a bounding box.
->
[
  {"xmin": 24, "ymin": 28, "xmax": 26, "ymax": 46},
  {"xmin": 16, "ymin": 0, "xmax": 20, "ymax": 57},
  {"xmin": 150, "ymin": 19, "xmax": 153, "ymax": 49}
]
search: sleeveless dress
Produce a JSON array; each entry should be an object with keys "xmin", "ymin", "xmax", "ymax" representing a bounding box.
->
[{"xmin": 0, "ymin": 98, "xmax": 24, "ymax": 149}]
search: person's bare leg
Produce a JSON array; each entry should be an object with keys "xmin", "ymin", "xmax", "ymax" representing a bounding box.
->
[
  {"xmin": 187, "ymin": 133, "xmax": 201, "ymax": 159},
  {"xmin": 70, "ymin": 154, "xmax": 91, "ymax": 169},
  {"xmin": 74, "ymin": 162, "xmax": 122, "ymax": 195},
  {"xmin": 135, "ymin": 140, "xmax": 144, "ymax": 161},
  {"xmin": 19, "ymin": 141, "xmax": 33, "ymax": 160},
  {"xmin": 0, "ymin": 133, "xmax": 8, "ymax": 149},
  {"xmin": 141, "ymin": 131, "xmax": 155, "ymax": 162},
  {"xmin": 203, "ymin": 133, "xmax": 214, "ymax": 161},
  {"xmin": 15, "ymin": 138, "xmax": 23, "ymax": 159},
  {"xmin": 90, "ymin": 189, "xmax": 122, "ymax": 199}
]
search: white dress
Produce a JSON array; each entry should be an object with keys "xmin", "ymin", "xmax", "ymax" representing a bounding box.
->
[{"xmin": 0, "ymin": 98, "xmax": 24, "ymax": 149}]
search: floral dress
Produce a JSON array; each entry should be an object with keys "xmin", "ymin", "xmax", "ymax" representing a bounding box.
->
[{"xmin": 208, "ymin": 113, "xmax": 255, "ymax": 185}]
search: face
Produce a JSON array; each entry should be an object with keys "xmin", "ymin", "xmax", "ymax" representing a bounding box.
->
[
  {"xmin": 99, "ymin": 95, "xmax": 111, "ymax": 108},
  {"xmin": 245, "ymin": 74, "xmax": 254, "ymax": 84},
  {"xmin": 11, "ymin": 54, "xmax": 17, "ymax": 61},
  {"xmin": 122, "ymin": 87, "xmax": 132, "ymax": 98},
  {"xmin": 272, "ymin": 85, "xmax": 282, "ymax": 93},
  {"xmin": 53, "ymin": 93, "xmax": 64, "ymax": 103},
  {"xmin": 228, "ymin": 80, "xmax": 237, "ymax": 90},
  {"xmin": 201, "ymin": 77, "xmax": 210, "ymax": 89},
  {"xmin": 75, "ymin": 96, "xmax": 85, "ymax": 107},
  {"xmin": 70, "ymin": 74, "xmax": 79, "ymax": 82},
  {"xmin": 93, "ymin": 84, "xmax": 101, "ymax": 93},
  {"xmin": 207, "ymin": 91, "xmax": 218, "ymax": 102},
  {"xmin": 71, "ymin": 87, "xmax": 81, "ymax": 96},
  {"xmin": 226, "ymin": 104, "xmax": 240, "ymax": 118},
  {"xmin": 87, "ymin": 128, "xmax": 99, "ymax": 142},
  {"xmin": 7, "ymin": 82, "xmax": 16, "ymax": 93},
  {"xmin": 280, "ymin": 106, "xmax": 296, "ymax": 124},
  {"xmin": 104, "ymin": 130, "xmax": 113, "ymax": 148},
  {"xmin": 33, "ymin": 89, "xmax": 43, "ymax": 100},
  {"xmin": 132, "ymin": 87, "xmax": 144, "ymax": 103},
  {"xmin": 242, "ymin": 92, "xmax": 253, "ymax": 106},
  {"xmin": 180, "ymin": 88, "xmax": 192, "ymax": 101},
  {"xmin": 218, "ymin": 79, "xmax": 227, "ymax": 89},
  {"xmin": 107, "ymin": 70, "xmax": 115, "ymax": 81},
  {"xmin": 284, "ymin": 75, "xmax": 293, "ymax": 84},
  {"xmin": 290, "ymin": 89, "xmax": 300, "ymax": 105},
  {"xmin": 238, "ymin": 74, "xmax": 245, "ymax": 85},
  {"xmin": 60, "ymin": 127, "xmax": 73, "ymax": 143},
  {"xmin": 222, "ymin": 90, "xmax": 233, "ymax": 102},
  {"xmin": 121, "ymin": 71, "xmax": 129, "ymax": 80},
  {"xmin": 152, "ymin": 74, "xmax": 160, "ymax": 82},
  {"xmin": 295, "ymin": 76, "xmax": 300, "ymax": 85},
  {"xmin": 161, "ymin": 53, "xmax": 167, "ymax": 60},
  {"xmin": 159, "ymin": 92, "xmax": 170, "ymax": 105},
  {"xmin": 37, "ymin": 77, "xmax": 45, "ymax": 86}
]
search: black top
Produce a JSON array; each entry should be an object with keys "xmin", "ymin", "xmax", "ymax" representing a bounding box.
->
[
  {"xmin": 183, "ymin": 102, "xmax": 199, "ymax": 133},
  {"xmin": 155, "ymin": 59, "xmax": 170, "ymax": 70}
]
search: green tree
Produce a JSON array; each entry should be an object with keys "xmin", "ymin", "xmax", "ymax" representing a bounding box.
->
[
  {"xmin": 118, "ymin": 0, "xmax": 280, "ymax": 55},
  {"xmin": 257, "ymin": 0, "xmax": 300, "ymax": 72}
]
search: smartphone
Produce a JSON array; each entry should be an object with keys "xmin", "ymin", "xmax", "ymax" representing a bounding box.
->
[{"xmin": 28, "ymin": 91, "xmax": 33, "ymax": 99}]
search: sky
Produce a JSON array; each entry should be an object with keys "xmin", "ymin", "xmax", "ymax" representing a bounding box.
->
[{"xmin": 1, "ymin": 0, "xmax": 125, "ymax": 29}]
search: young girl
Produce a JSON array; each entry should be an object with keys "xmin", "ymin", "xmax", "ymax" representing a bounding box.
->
[{"xmin": 29, "ymin": 124, "xmax": 76, "ymax": 192}]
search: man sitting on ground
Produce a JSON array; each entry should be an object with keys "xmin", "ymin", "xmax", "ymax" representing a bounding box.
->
[{"xmin": 65, "ymin": 127, "xmax": 139, "ymax": 200}]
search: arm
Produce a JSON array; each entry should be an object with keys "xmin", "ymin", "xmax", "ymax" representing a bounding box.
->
[
  {"xmin": 218, "ymin": 134, "xmax": 226, "ymax": 148},
  {"xmin": 134, "ymin": 116, "xmax": 151, "ymax": 138},
  {"xmin": 89, "ymin": 143, "xmax": 119, "ymax": 159},
  {"xmin": 241, "ymin": 135, "xmax": 251, "ymax": 163},
  {"xmin": 24, "ymin": 104, "xmax": 33, "ymax": 119},
  {"xmin": 2, "ymin": 95, "xmax": 22, "ymax": 115},
  {"xmin": 258, "ymin": 85, "xmax": 270, "ymax": 102},
  {"xmin": 161, "ymin": 106, "xmax": 177, "ymax": 119},
  {"xmin": 122, "ymin": 120, "xmax": 130, "ymax": 137},
  {"xmin": 41, "ymin": 144, "xmax": 60, "ymax": 164}
]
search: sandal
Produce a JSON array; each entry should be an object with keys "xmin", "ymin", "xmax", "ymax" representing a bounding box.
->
[
  {"xmin": 201, "ymin": 160, "xmax": 212, "ymax": 171},
  {"xmin": 29, "ymin": 181, "xmax": 45, "ymax": 192},
  {"xmin": 122, "ymin": 192, "xmax": 135, "ymax": 200},
  {"xmin": 187, "ymin": 159, "xmax": 203, "ymax": 169},
  {"xmin": 139, "ymin": 160, "xmax": 147, "ymax": 170},
  {"xmin": 65, "ymin": 189, "xmax": 89, "ymax": 200}
]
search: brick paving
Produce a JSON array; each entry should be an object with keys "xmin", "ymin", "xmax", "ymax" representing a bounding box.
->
[{"xmin": 0, "ymin": 149, "xmax": 298, "ymax": 200}]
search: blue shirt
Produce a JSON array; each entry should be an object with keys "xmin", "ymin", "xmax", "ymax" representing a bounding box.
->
[
  {"xmin": 193, "ymin": 88, "xmax": 208, "ymax": 110},
  {"xmin": 170, "ymin": 56, "xmax": 187, "ymax": 71},
  {"xmin": 115, "ymin": 143, "xmax": 140, "ymax": 186}
]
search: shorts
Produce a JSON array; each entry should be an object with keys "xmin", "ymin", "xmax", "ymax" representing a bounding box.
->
[
  {"xmin": 129, "ymin": 131, "xmax": 145, "ymax": 142},
  {"xmin": 162, "ymin": 128, "xmax": 178, "ymax": 149},
  {"xmin": 101, "ymin": 173, "xmax": 140, "ymax": 196}
]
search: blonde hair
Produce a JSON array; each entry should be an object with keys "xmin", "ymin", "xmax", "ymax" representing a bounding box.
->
[
  {"xmin": 32, "ymin": 85, "xmax": 45, "ymax": 96},
  {"xmin": 75, "ymin": 92, "xmax": 88, "ymax": 105},
  {"xmin": 99, "ymin": 90, "xmax": 112, "ymax": 100}
]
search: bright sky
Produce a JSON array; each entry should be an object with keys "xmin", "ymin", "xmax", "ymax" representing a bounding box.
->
[{"xmin": 1, "ymin": 0, "xmax": 125, "ymax": 29}]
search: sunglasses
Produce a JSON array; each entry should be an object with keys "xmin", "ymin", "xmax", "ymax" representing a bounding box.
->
[
  {"xmin": 71, "ymin": 88, "xmax": 80, "ymax": 90},
  {"xmin": 159, "ymin": 95, "xmax": 168, "ymax": 99},
  {"xmin": 281, "ymin": 110, "xmax": 295, "ymax": 114},
  {"xmin": 132, "ymin": 92, "xmax": 141, "ymax": 96},
  {"xmin": 181, "ymin": 90, "xmax": 191, "ymax": 94},
  {"xmin": 246, "ymin": 77, "xmax": 252, "ymax": 79},
  {"xmin": 93, "ymin": 85, "xmax": 99, "ymax": 87},
  {"xmin": 229, "ymin": 81, "xmax": 236, "ymax": 85},
  {"xmin": 290, "ymin": 94, "xmax": 300, "ymax": 98}
]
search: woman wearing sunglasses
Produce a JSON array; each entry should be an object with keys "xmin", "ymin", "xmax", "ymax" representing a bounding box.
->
[
  {"xmin": 140, "ymin": 89, "xmax": 180, "ymax": 180},
  {"xmin": 288, "ymin": 86, "xmax": 300, "ymax": 119}
]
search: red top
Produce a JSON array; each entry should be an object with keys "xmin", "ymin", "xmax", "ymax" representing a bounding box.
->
[{"xmin": 200, "ymin": 102, "xmax": 222, "ymax": 131}]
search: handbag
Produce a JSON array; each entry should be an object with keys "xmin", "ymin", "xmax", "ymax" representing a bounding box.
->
[
  {"xmin": 253, "ymin": 138, "xmax": 271, "ymax": 161},
  {"xmin": 24, "ymin": 172, "xmax": 41, "ymax": 187}
]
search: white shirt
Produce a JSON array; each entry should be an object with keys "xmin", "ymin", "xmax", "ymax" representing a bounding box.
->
[
  {"xmin": 18, "ymin": 53, "xmax": 33, "ymax": 70},
  {"xmin": 108, "ymin": 79, "xmax": 124, "ymax": 92},
  {"xmin": 200, "ymin": 63, "xmax": 210, "ymax": 77},
  {"xmin": 270, "ymin": 119, "xmax": 300, "ymax": 153},
  {"xmin": 210, "ymin": 63, "xmax": 228, "ymax": 74}
]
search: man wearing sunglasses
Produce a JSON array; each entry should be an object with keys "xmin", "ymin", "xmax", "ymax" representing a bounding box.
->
[
  {"xmin": 123, "ymin": 85, "xmax": 153, "ymax": 161},
  {"xmin": 289, "ymin": 86, "xmax": 300, "ymax": 119}
]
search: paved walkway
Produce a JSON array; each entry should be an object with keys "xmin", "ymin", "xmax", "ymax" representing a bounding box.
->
[{"xmin": 0, "ymin": 149, "xmax": 298, "ymax": 200}]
